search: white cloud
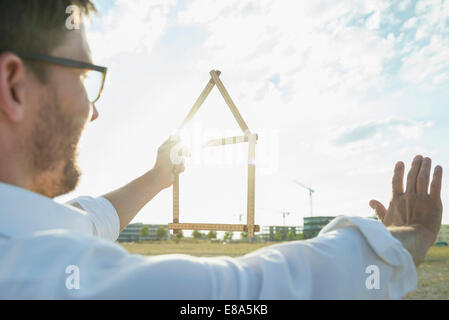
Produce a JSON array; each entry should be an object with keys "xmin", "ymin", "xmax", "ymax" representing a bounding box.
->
[
  {"xmin": 87, "ymin": 0, "xmax": 176, "ymax": 61},
  {"xmin": 177, "ymin": 0, "xmax": 396, "ymax": 110},
  {"xmin": 366, "ymin": 11, "xmax": 381, "ymax": 30},
  {"xmin": 402, "ymin": 17, "xmax": 417, "ymax": 30},
  {"xmin": 401, "ymin": 35, "xmax": 449, "ymax": 86},
  {"xmin": 331, "ymin": 118, "xmax": 434, "ymax": 150},
  {"xmin": 60, "ymin": 0, "xmax": 449, "ymax": 226},
  {"xmin": 397, "ymin": 0, "xmax": 412, "ymax": 11},
  {"xmin": 432, "ymin": 72, "xmax": 449, "ymax": 84}
]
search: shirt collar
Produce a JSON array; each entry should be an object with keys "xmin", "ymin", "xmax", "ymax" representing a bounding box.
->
[{"xmin": 0, "ymin": 182, "xmax": 94, "ymax": 239}]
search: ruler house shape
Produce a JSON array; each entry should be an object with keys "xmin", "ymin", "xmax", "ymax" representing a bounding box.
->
[{"xmin": 168, "ymin": 70, "xmax": 259, "ymax": 237}]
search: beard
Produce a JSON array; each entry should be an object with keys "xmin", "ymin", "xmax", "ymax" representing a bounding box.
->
[{"xmin": 30, "ymin": 90, "xmax": 86, "ymax": 198}]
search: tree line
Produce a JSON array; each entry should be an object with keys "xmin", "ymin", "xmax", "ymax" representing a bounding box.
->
[{"xmin": 138, "ymin": 226, "xmax": 304, "ymax": 242}]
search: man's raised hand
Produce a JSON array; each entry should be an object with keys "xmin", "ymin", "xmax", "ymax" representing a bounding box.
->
[
  {"xmin": 369, "ymin": 155, "xmax": 443, "ymax": 263},
  {"xmin": 152, "ymin": 135, "xmax": 190, "ymax": 190}
]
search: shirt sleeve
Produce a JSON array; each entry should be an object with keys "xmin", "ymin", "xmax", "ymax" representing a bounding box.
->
[
  {"xmin": 47, "ymin": 216, "xmax": 416, "ymax": 299},
  {"xmin": 65, "ymin": 196, "xmax": 120, "ymax": 242},
  {"xmin": 232, "ymin": 216, "xmax": 418, "ymax": 299}
]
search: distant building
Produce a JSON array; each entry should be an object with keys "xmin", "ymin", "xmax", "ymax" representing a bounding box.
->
[
  {"xmin": 436, "ymin": 225, "xmax": 449, "ymax": 245},
  {"xmin": 117, "ymin": 223, "xmax": 169, "ymax": 242},
  {"xmin": 260, "ymin": 226, "xmax": 302, "ymax": 242},
  {"xmin": 303, "ymin": 216, "xmax": 337, "ymax": 239}
]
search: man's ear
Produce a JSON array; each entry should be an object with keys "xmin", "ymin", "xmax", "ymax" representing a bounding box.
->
[{"xmin": 0, "ymin": 53, "xmax": 28, "ymax": 122}]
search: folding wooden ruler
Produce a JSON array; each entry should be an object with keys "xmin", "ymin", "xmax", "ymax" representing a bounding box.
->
[{"xmin": 169, "ymin": 70, "xmax": 259, "ymax": 237}]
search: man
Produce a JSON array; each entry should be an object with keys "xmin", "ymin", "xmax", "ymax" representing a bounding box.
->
[{"xmin": 0, "ymin": 1, "xmax": 443, "ymax": 299}]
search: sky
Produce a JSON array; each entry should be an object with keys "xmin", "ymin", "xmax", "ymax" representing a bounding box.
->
[{"xmin": 57, "ymin": 0, "xmax": 449, "ymax": 234}]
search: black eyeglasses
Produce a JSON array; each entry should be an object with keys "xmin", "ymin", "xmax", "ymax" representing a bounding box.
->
[{"xmin": 18, "ymin": 53, "xmax": 107, "ymax": 104}]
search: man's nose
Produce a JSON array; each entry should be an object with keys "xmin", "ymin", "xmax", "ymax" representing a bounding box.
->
[{"xmin": 90, "ymin": 104, "xmax": 99, "ymax": 122}]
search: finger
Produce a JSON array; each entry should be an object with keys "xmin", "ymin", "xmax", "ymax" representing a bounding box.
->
[
  {"xmin": 369, "ymin": 200, "xmax": 387, "ymax": 221},
  {"xmin": 161, "ymin": 133, "xmax": 182, "ymax": 147},
  {"xmin": 430, "ymin": 165, "xmax": 443, "ymax": 200},
  {"xmin": 162, "ymin": 138, "xmax": 181, "ymax": 150},
  {"xmin": 171, "ymin": 144, "xmax": 191, "ymax": 158},
  {"xmin": 406, "ymin": 155, "xmax": 423, "ymax": 193},
  {"xmin": 172, "ymin": 157, "xmax": 185, "ymax": 169},
  {"xmin": 159, "ymin": 140, "xmax": 174, "ymax": 152},
  {"xmin": 417, "ymin": 157, "xmax": 431, "ymax": 195},
  {"xmin": 392, "ymin": 161, "xmax": 405, "ymax": 198},
  {"xmin": 173, "ymin": 163, "xmax": 185, "ymax": 175},
  {"xmin": 169, "ymin": 133, "xmax": 181, "ymax": 143},
  {"xmin": 180, "ymin": 145, "xmax": 191, "ymax": 157}
]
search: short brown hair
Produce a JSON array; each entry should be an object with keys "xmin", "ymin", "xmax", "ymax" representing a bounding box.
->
[{"xmin": 0, "ymin": 0, "xmax": 97, "ymax": 81}]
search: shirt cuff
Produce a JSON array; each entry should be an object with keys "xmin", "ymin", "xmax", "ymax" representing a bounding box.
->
[
  {"xmin": 319, "ymin": 215, "xmax": 418, "ymax": 297},
  {"xmin": 66, "ymin": 196, "xmax": 120, "ymax": 242}
]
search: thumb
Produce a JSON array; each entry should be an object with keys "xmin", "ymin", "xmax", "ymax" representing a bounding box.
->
[{"xmin": 369, "ymin": 200, "xmax": 387, "ymax": 221}]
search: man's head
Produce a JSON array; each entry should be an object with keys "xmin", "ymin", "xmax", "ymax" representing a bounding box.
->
[{"xmin": 0, "ymin": 0, "xmax": 99, "ymax": 198}]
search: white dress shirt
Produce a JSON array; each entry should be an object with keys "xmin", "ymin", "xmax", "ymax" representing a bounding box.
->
[{"xmin": 0, "ymin": 182, "xmax": 417, "ymax": 299}]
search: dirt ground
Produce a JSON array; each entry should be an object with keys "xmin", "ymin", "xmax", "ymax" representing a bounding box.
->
[{"xmin": 119, "ymin": 240, "xmax": 449, "ymax": 299}]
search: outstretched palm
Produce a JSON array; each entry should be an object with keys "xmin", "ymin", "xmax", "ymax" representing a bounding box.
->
[{"xmin": 370, "ymin": 155, "xmax": 443, "ymax": 245}]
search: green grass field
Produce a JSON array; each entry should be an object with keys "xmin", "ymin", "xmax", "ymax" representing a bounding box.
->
[
  {"xmin": 119, "ymin": 240, "xmax": 449, "ymax": 299},
  {"xmin": 404, "ymin": 246, "xmax": 449, "ymax": 299}
]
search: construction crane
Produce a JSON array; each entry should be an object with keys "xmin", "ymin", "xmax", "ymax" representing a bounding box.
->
[
  {"xmin": 257, "ymin": 207, "xmax": 292, "ymax": 226},
  {"xmin": 281, "ymin": 210, "xmax": 290, "ymax": 226},
  {"xmin": 293, "ymin": 180, "xmax": 315, "ymax": 217}
]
